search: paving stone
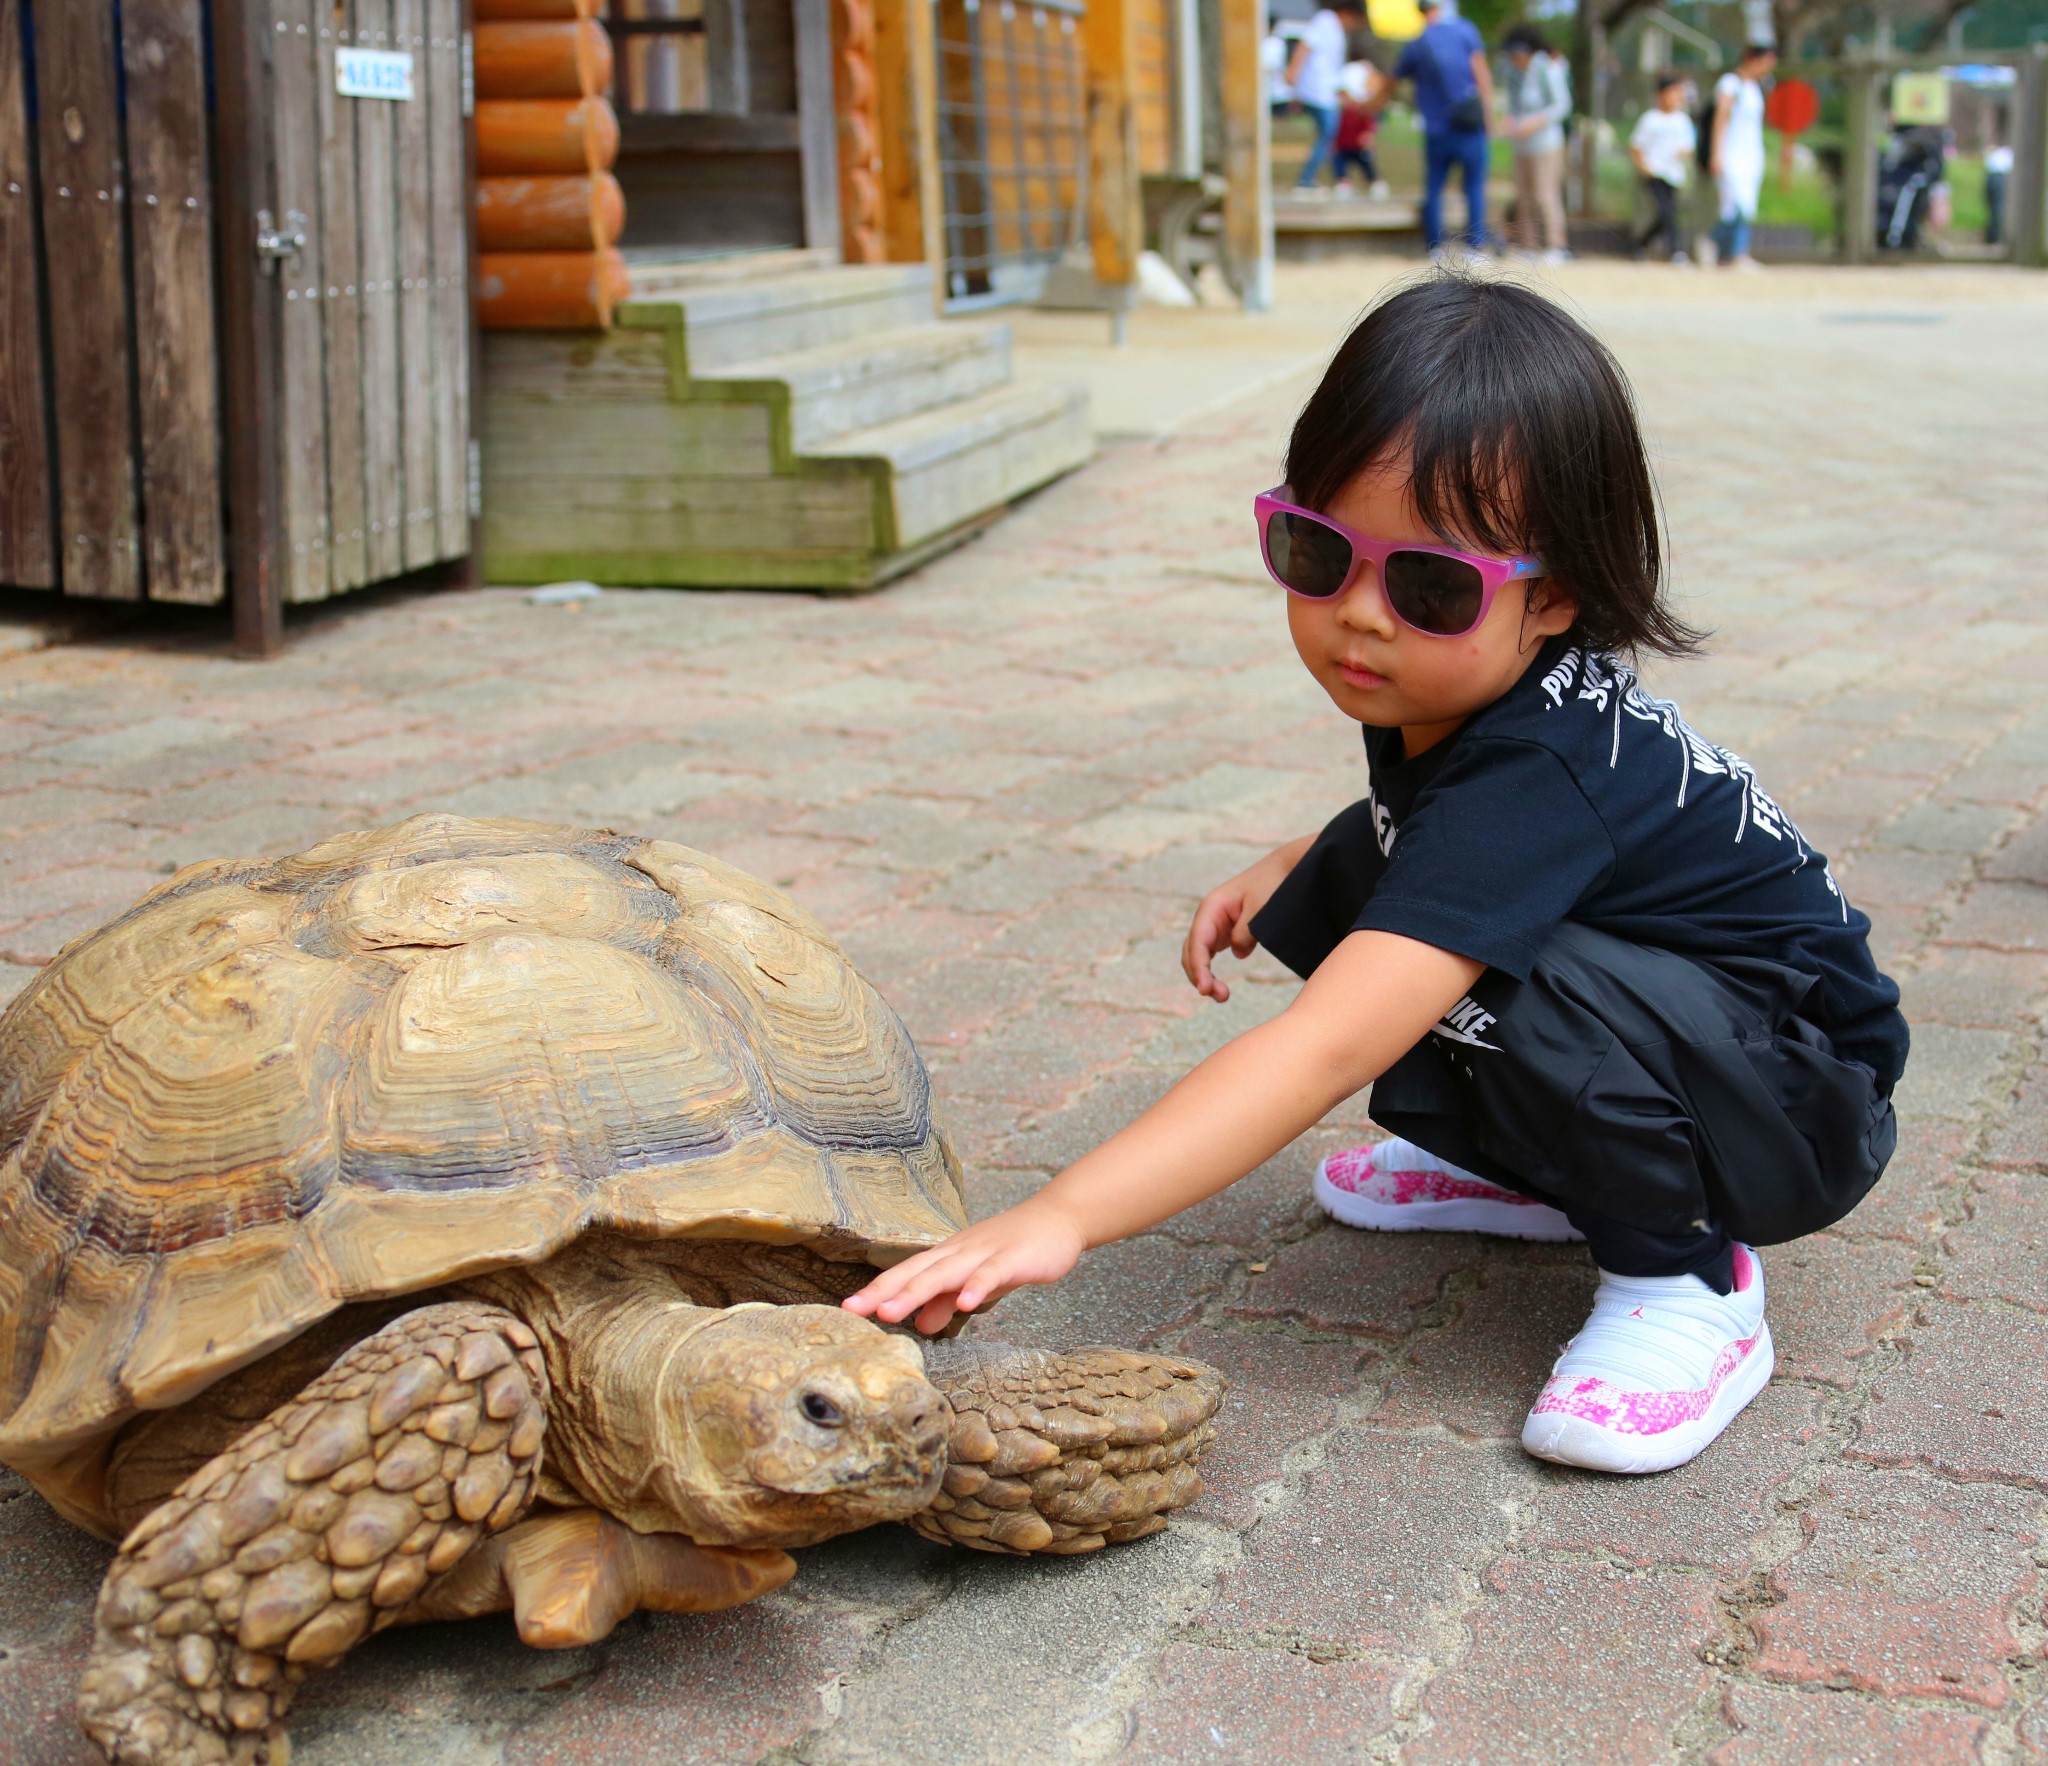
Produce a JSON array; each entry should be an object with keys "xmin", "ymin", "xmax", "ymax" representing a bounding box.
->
[
  {"xmin": 1369, "ymin": 1261, "xmax": 1599, "ymax": 1440},
  {"xmin": 1836, "ymin": 1117, "xmax": 1967, "ymax": 1243},
  {"xmin": 1889, "ymin": 1024, "xmax": 2017, "ymax": 1124},
  {"xmin": 1937, "ymin": 882, "xmax": 2048, "ymax": 953},
  {"xmin": 1875, "ymin": 803, "xmax": 2015, "ymax": 856},
  {"xmin": 802, "ymin": 1523, "xmax": 1233, "ymax": 1766},
  {"xmin": 1754, "ymin": 1467, "xmax": 2039, "ymax": 1708},
  {"xmin": 1520, "ymin": 1379, "xmax": 1823, "ymax": 1576},
  {"xmin": 0, "ymin": 960, "xmax": 40, "ymax": 1006},
  {"xmin": 1229, "ymin": 1222, "xmax": 1484, "ymax": 1338},
  {"xmin": 1941, "ymin": 1170, "xmax": 2048, "ymax": 1311},
  {"xmin": 1406, "ymin": 1557, "xmax": 1722, "ymax": 1765},
  {"xmin": 1124, "ymin": 1644, "xmax": 1400, "ymax": 1761},
  {"xmin": 1983, "ymin": 813, "xmax": 2048, "ymax": 886},
  {"xmin": 1895, "ymin": 946, "xmax": 2048, "ymax": 1031},
  {"xmin": 1851, "ymin": 1301, "xmax": 2048, "ymax": 1488},
  {"xmin": 970, "ymin": 1234, "xmax": 1237, "ymax": 1352},
  {"xmin": 1767, "ymin": 1233, "xmax": 1919, "ymax": 1388},
  {"xmin": 1710, "ymin": 1683, "xmax": 1987, "ymax": 1765},
  {"xmin": 1200, "ymin": 1432, "xmax": 1525, "ymax": 1655},
  {"xmin": 0, "ymin": 1629, "xmax": 99, "ymax": 1766},
  {"xmin": 1169, "ymin": 1327, "xmax": 1371, "ymax": 1530},
  {"xmin": 1985, "ymin": 1066, "xmax": 2048, "ymax": 1169},
  {"xmin": 31, "ymin": 715, "xmax": 243, "ymax": 768}
]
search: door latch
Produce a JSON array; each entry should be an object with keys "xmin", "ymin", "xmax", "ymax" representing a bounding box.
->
[{"xmin": 256, "ymin": 208, "xmax": 308, "ymax": 273}]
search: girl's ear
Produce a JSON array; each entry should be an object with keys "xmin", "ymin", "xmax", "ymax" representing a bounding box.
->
[{"xmin": 1525, "ymin": 580, "xmax": 1579, "ymax": 641}]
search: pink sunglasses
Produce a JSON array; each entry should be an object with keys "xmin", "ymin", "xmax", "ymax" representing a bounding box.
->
[{"xmin": 1255, "ymin": 489, "xmax": 1546, "ymax": 637}]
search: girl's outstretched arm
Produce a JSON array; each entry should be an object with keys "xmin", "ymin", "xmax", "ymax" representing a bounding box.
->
[{"xmin": 845, "ymin": 930, "xmax": 1483, "ymax": 1333}]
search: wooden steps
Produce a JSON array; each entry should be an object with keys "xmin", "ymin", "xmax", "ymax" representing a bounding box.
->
[{"xmin": 481, "ymin": 260, "xmax": 1091, "ymax": 590}]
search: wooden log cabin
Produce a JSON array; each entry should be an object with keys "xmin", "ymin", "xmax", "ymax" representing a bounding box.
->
[{"xmin": 0, "ymin": 0, "xmax": 1268, "ymax": 635}]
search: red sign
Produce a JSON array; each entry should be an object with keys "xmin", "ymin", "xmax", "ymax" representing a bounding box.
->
[{"xmin": 1765, "ymin": 78, "xmax": 1821, "ymax": 136}]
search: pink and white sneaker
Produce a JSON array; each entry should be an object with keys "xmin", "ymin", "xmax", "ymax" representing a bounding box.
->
[
  {"xmin": 1521, "ymin": 1245, "xmax": 1774, "ymax": 1474},
  {"xmin": 1314, "ymin": 1138, "xmax": 1583, "ymax": 1242}
]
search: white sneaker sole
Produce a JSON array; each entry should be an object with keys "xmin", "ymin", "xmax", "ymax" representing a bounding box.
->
[
  {"xmin": 1520, "ymin": 1323, "xmax": 1776, "ymax": 1475},
  {"xmin": 1313, "ymin": 1163, "xmax": 1585, "ymax": 1242}
]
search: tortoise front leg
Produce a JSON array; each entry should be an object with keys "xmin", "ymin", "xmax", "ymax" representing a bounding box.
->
[
  {"xmin": 911, "ymin": 1342, "xmax": 1224, "ymax": 1556},
  {"xmin": 397, "ymin": 1507, "xmax": 796, "ymax": 1647},
  {"xmin": 77, "ymin": 1302, "xmax": 547, "ymax": 1766}
]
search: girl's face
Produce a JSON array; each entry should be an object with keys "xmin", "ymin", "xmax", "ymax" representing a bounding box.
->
[{"xmin": 1285, "ymin": 458, "xmax": 1577, "ymax": 753}]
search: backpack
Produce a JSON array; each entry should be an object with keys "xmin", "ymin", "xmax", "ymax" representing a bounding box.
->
[{"xmin": 1696, "ymin": 78, "xmax": 1723, "ymax": 166}]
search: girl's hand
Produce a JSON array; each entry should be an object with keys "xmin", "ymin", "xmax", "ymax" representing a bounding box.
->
[
  {"xmin": 1182, "ymin": 838, "xmax": 1309, "ymax": 1003},
  {"xmin": 842, "ymin": 1199, "xmax": 1088, "ymax": 1334}
]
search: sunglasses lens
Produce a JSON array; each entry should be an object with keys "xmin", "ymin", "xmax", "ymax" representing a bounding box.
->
[
  {"xmin": 1265, "ymin": 511, "xmax": 1354, "ymax": 599},
  {"xmin": 1385, "ymin": 550, "xmax": 1487, "ymax": 635}
]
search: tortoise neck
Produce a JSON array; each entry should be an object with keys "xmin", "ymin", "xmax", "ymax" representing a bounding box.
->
[{"xmin": 459, "ymin": 1253, "xmax": 740, "ymax": 1538}]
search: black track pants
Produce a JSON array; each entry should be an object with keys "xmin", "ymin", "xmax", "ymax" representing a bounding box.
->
[{"xmin": 1368, "ymin": 922, "xmax": 1896, "ymax": 1279}]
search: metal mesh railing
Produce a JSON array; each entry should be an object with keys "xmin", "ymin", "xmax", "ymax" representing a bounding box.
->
[{"xmin": 934, "ymin": 0, "xmax": 1089, "ymax": 307}]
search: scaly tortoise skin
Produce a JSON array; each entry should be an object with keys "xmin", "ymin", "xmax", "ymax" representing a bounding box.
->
[{"xmin": 0, "ymin": 814, "xmax": 1222, "ymax": 1766}]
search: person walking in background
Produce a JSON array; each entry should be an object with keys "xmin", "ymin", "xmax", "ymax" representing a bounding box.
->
[
  {"xmin": 1370, "ymin": 0, "xmax": 1495, "ymax": 257},
  {"xmin": 1501, "ymin": 24, "xmax": 1572, "ymax": 262},
  {"xmin": 1709, "ymin": 43, "xmax": 1774, "ymax": 269},
  {"xmin": 1332, "ymin": 62, "xmax": 1389, "ymax": 200},
  {"xmin": 1289, "ymin": 0, "xmax": 1366, "ymax": 195},
  {"xmin": 1629, "ymin": 73, "xmax": 1696, "ymax": 262}
]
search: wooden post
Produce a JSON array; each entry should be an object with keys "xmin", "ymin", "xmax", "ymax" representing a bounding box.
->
[
  {"xmin": 873, "ymin": 0, "xmax": 928, "ymax": 264},
  {"xmin": 37, "ymin": 0, "xmax": 144, "ymax": 599},
  {"xmin": 795, "ymin": 0, "xmax": 843, "ymax": 252},
  {"xmin": 0, "ymin": 0, "xmax": 55, "ymax": 590},
  {"xmin": 1217, "ymin": 0, "xmax": 1269, "ymax": 312},
  {"xmin": 2012, "ymin": 49, "xmax": 2048, "ymax": 269},
  {"xmin": 907, "ymin": 0, "xmax": 945, "ymax": 308},
  {"xmin": 834, "ymin": 0, "xmax": 886, "ymax": 261},
  {"xmin": 1840, "ymin": 61, "xmax": 1878, "ymax": 264},
  {"xmin": 1082, "ymin": 0, "xmax": 1140, "ymax": 296},
  {"xmin": 213, "ymin": 0, "xmax": 286, "ymax": 657}
]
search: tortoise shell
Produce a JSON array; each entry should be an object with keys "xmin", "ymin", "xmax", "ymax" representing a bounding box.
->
[{"xmin": 0, "ymin": 815, "xmax": 965, "ymax": 1521}]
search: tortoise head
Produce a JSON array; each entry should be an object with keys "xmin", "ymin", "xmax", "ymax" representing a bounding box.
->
[{"xmin": 651, "ymin": 1304, "xmax": 950, "ymax": 1549}]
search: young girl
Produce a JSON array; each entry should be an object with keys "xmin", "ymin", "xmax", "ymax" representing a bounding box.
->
[{"xmin": 846, "ymin": 276, "xmax": 1906, "ymax": 1475}]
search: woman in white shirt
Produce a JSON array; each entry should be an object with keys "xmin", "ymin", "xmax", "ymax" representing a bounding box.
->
[{"xmin": 1709, "ymin": 43, "xmax": 1774, "ymax": 268}]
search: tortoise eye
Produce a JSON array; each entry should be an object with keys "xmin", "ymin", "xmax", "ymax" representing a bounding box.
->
[{"xmin": 800, "ymin": 1391, "xmax": 844, "ymax": 1428}]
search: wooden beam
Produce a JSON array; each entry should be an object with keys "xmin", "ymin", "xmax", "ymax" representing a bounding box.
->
[
  {"xmin": 872, "ymin": 0, "xmax": 922, "ymax": 262},
  {"xmin": 908, "ymin": 0, "xmax": 944, "ymax": 306},
  {"xmin": 1081, "ymin": 0, "xmax": 1139, "ymax": 289},
  {"xmin": 793, "ymin": 0, "xmax": 841, "ymax": 251},
  {"xmin": 0, "ymin": 0, "xmax": 55, "ymax": 589},
  {"xmin": 37, "ymin": 0, "xmax": 144, "ymax": 599},
  {"xmin": 1216, "ymin": 0, "xmax": 1269, "ymax": 311},
  {"xmin": 212, "ymin": 0, "xmax": 286, "ymax": 656}
]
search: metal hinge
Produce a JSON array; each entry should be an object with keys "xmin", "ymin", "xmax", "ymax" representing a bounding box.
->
[
  {"xmin": 461, "ymin": 32, "xmax": 474, "ymax": 116},
  {"xmin": 256, "ymin": 207, "xmax": 308, "ymax": 273},
  {"xmin": 467, "ymin": 438, "xmax": 482, "ymax": 520}
]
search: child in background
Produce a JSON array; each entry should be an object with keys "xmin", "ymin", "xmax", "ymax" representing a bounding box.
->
[
  {"xmin": 1332, "ymin": 63, "xmax": 1389, "ymax": 200},
  {"xmin": 848, "ymin": 276, "xmax": 1905, "ymax": 1476},
  {"xmin": 1630, "ymin": 74, "xmax": 1697, "ymax": 263}
]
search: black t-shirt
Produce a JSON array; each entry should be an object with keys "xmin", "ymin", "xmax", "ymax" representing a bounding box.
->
[{"xmin": 1250, "ymin": 641, "xmax": 1908, "ymax": 1091}]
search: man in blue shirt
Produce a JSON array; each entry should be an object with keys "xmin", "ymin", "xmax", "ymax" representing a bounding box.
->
[{"xmin": 1371, "ymin": 0, "xmax": 1496, "ymax": 254}]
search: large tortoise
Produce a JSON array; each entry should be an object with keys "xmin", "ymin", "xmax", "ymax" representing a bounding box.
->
[{"xmin": 0, "ymin": 814, "xmax": 1223, "ymax": 1766}]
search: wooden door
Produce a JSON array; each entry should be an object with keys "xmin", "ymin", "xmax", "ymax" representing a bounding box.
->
[
  {"xmin": 257, "ymin": 0, "xmax": 474, "ymax": 606},
  {"xmin": 6, "ymin": 0, "xmax": 223, "ymax": 601}
]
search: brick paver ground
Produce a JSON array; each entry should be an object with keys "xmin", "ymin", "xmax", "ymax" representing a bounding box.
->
[{"xmin": 2, "ymin": 261, "xmax": 2045, "ymax": 1765}]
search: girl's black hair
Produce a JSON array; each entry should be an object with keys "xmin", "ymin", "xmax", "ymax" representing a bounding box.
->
[{"xmin": 1283, "ymin": 273, "xmax": 1703, "ymax": 661}]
